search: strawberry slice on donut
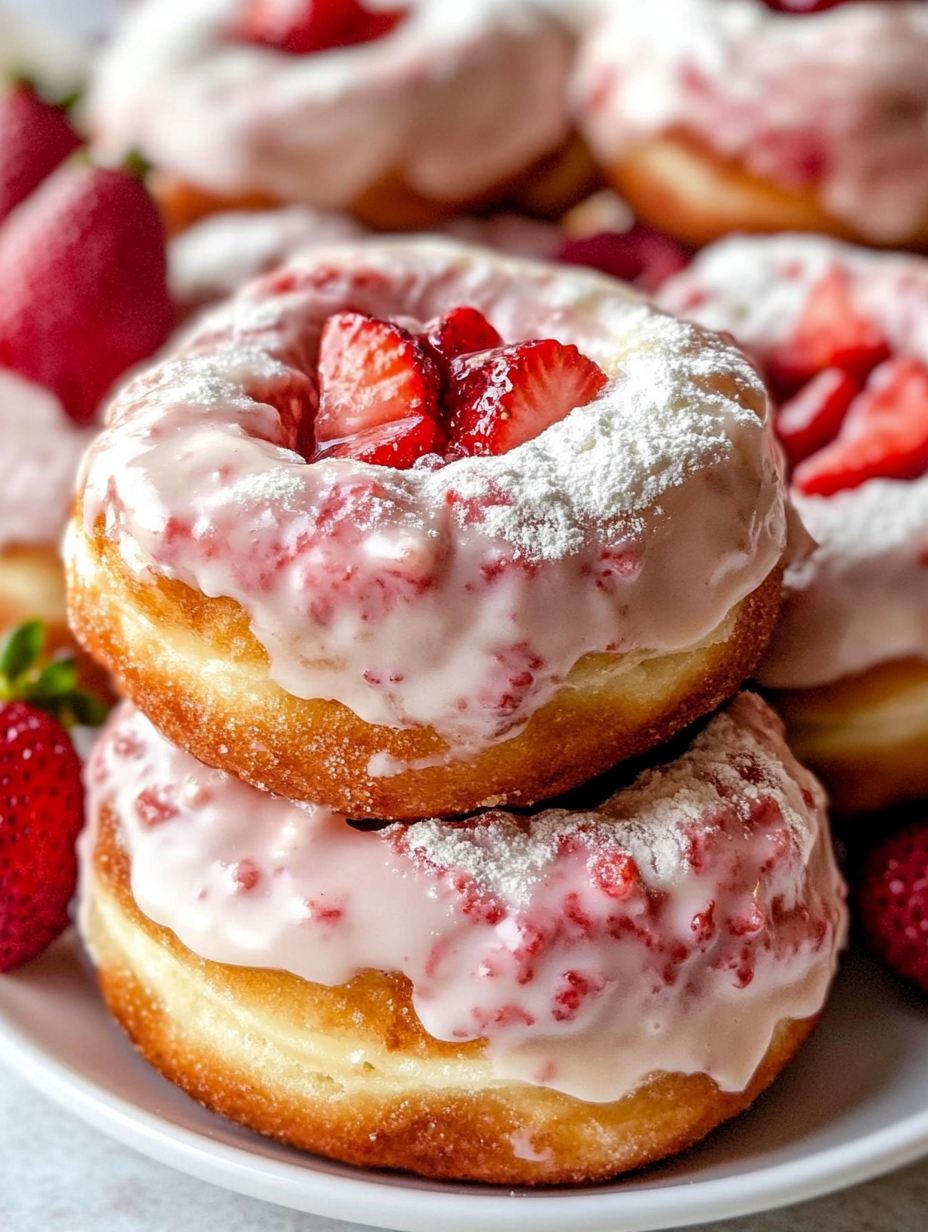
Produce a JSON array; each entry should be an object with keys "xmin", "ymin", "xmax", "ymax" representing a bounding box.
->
[
  {"xmin": 775, "ymin": 366, "xmax": 859, "ymax": 468},
  {"xmin": 793, "ymin": 356, "xmax": 928, "ymax": 496},
  {"xmin": 232, "ymin": 0, "xmax": 409, "ymax": 55},
  {"xmin": 312, "ymin": 310, "xmax": 444, "ymax": 465},
  {"xmin": 313, "ymin": 413, "xmax": 443, "ymax": 467},
  {"xmin": 423, "ymin": 306, "xmax": 503, "ymax": 362},
  {"xmin": 766, "ymin": 266, "xmax": 890, "ymax": 396},
  {"xmin": 447, "ymin": 338, "xmax": 608, "ymax": 457}
]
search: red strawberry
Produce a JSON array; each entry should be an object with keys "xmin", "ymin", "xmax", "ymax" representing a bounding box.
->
[
  {"xmin": 315, "ymin": 310, "xmax": 443, "ymax": 443},
  {"xmin": 0, "ymin": 161, "xmax": 172, "ymax": 425},
  {"xmin": 761, "ymin": 0, "xmax": 844, "ymax": 11},
  {"xmin": 232, "ymin": 0, "xmax": 408, "ymax": 55},
  {"xmin": 423, "ymin": 306, "xmax": 502, "ymax": 362},
  {"xmin": 775, "ymin": 366, "xmax": 859, "ymax": 468},
  {"xmin": 313, "ymin": 412, "xmax": 442, "ymax": 468},
  {"xmin": 0, "ymin": 82, "xmax": 81, "ymax": 227},
  {"xmin": 0, "ymin": 622, "xmax": 108, "ymax": 973},
  {"xmin": 856, "ymin": 819, "xmax": 928, "ymax": 994},
  {"xmin": 0, "ymin": 701, "xmax": 83, "ymax": 972},
  {"xmin": 793, "ymin": 356, "xmax": 928, "ymax": 496},
  {"xmin": 447, "ymin": 338, "xmax": 608, "ymax": 457},
  {"xmin": 765, "ymin": 267, "xmax": 890, "ymax": 396},
  {"xmin": 556, "ymin": 223, "xmax": 691, "ymax": 294}
]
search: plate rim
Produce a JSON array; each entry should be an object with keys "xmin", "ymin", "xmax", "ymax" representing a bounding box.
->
[{"xmin": 3, "ymin": 937, "xmax": 928, "ymax": 1232}]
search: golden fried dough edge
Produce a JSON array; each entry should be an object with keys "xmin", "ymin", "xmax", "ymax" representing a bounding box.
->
[
  {"xmin": 67, "ymin": 519, "xmax": 782, "ymax": 818},
  {"xmin": 82, "ymin": 804, "xmax": 817, "ymax": 1186}
]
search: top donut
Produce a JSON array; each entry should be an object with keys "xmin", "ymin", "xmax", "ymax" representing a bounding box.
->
[
  {"xmin": 67, "ymin": 237, "xmax": 788, "ymax": 818},
  {"xmin": 86, "ymin": 0, "xmax": 577, "ymax": 228},
  {"xmin": 572, "ymin": 0, "xmax": 928, "ymax": 248}
]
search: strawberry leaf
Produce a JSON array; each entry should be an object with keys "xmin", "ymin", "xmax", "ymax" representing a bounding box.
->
[{"xmin": 0, "ymin": 619, "xmax": 43, "ymax": 690}]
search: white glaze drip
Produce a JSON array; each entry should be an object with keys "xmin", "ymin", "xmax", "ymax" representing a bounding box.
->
[{"xmin": 80, "ymin": 692, "xmax": 847, "ymax": 1103}]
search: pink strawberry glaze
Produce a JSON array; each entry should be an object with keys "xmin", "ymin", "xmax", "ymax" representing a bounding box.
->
[
  {"xmin": 88, "ymin": 0, "xmax": 573, "ymax": 211},
  {"xmin": 76, "ymin": 239, "xmax": 788, "ymax": 754},
  {"xmin": 80, "ymin": 691, "xmax": 847, "ymax": 1103},
  {"xmin": 0, "ymin": 367, "xmax": 96, "ymax": 552},
  {"xmin": 659, "ymin": 233, "xmax": 928, "ymax": 690},
  {"xmin": 575, "ymin": 0, "xmax": 928, "ymax": 244}
]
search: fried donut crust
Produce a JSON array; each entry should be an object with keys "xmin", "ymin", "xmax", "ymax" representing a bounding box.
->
[
  {"xmin": 152, "ymin": 132, "xmax": 599, "ymax": 236},
  {"xmin": 83, "ymin": 802, "xmax": 818, "ymax": 1185},
  {"xmin": 608, "ymin": 132, "xmax": 928, "ymax": 252},
  {"xmin": 775, "ymin": 657, "xmax": 928, "ymax": 816},
  {"xmin": 67, "ymin": 521, "xmax": 782, "ymax": 819}
]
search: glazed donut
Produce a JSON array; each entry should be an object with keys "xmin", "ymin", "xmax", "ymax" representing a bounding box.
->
[
  {"xmin": 659, "ymin": 232, "xmax": 928, "ymax": 814},
  {"xmin": 167, "ymin": 206, "xmax": 562, "ymax": 320},
  {"xmin": 0, "ymin": 367, "xmax": 95, "ymax": 641},
  {"xmin": 572, "ymin": 0, "xmax": 928, "ymax": 250},
  {"xmin": 79, "ymin": 690, "xmax": 847, "ymax": 1184},
  {"xmin": 67, "ymin": 238, "xmax": 788, "ymax": 820},
  {"xmin": 87, "ymin": 0, "xmax": 589, "ymax": 234}
]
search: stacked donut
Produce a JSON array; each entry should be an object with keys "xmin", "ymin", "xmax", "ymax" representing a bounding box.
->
[
  {"xmin": 68, "ymin": 237, "xmax": 847, "ymax": 1183},
  {"xmin": 660, "ymin": 234, "xmax": 928, "ymax": 817}
]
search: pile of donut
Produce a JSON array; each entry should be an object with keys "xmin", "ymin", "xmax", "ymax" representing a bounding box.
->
[{"xmin": 8, "ymin": 0, "xmax": 928, "ymax": 1191}]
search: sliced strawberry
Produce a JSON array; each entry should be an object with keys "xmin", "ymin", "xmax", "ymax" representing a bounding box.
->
[
  {"xmin": 0, "ymin": 82, "xmax": 81, "ymax": 227},
  {"xmin": 231, "ymin": 0, "xmax": 408, "ymax": 55},
  {"xmin": 793, "ymin": 356, "xmax": 928, "ymax": 496},
  {"xmin": 423, "ymin": 306, "xmax": 502, "ymax": 362},
  {"xmin": 313, "ymin": 413, "xmax": 443, "ymax": 468},
  {"xmin": 765, "ymin": 266, "xmax": 890, "ymax": 396},
  {"xmin": 315, "ymin": 310, "xmax": 442, "ymax": 443},
  {"xmin": 0, "ymin": 162, "xmax": 171, "ymax": 425},
  {"xmin": 556, "ymin": 223, "xmax": 691, "ymax": 294},
  {"xmin": 775, "ymin": 366, "xmax": 859, "ymax": 468},
  {"xmin": 447, "ymin": 339, "xmax": 608, "ymax": 457}
]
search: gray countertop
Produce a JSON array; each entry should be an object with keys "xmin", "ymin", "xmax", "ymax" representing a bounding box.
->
[{"xmin": 3, "ymin": 1059, "xmax": 927, "ymax": 1232}]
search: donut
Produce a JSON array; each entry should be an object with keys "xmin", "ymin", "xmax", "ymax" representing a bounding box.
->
[
  {"xmin": 78, "ymin": 690, "xmax": 847, "ymax": 1185},
  {"xmin": 67, "ymin": 238, "xmax": 789, "ymax": 820},
  {"xmin": 87, "ymin": 0, "xmax": 593, "ymax": 234},
  {"xmin": 572, "ymin": 0, "xmax": 928, "ymax": 250},
  {"xmin": 167, "ymin": 206, "xmax": 563, "ymax": 321},
  {"xmin": 0, "ymin": 367, "xmax": 95, "ymax": 642},
  {"xmin": 659, "ymin": 232, "xmax": 928, "ymax": 814}
]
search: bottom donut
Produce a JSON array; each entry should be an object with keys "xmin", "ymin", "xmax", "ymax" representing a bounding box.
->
[{"xmin": 79, "ymin": 692, "xmax": 847, "ymax": 1186}]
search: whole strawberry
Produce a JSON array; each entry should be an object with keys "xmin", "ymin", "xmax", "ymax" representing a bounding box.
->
[
  {"xmin": 0, "ymin": 622, "xmax": 107, "ymax": 973},
  {"xmin": 0, "ymin": 160, "xmax": 172, "ymax": 425},
  {"xmin": 0, "ymin": 81, "xmax": 81, "ymax": 226},
  {"xmin": 856, "ymin": 819, "xmax": 928, "ymax": 993}
]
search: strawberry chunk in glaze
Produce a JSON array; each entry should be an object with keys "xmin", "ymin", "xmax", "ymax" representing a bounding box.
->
[
  {"xmin": 231, "ymin": 0, "xmax": 408, "ymax": 55},
  {"xmin": 793, "ymin": 356, "xmax": 928, "ymax": 496}
]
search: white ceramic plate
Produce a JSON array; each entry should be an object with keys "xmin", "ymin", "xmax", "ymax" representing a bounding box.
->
[{"xmin": 1, "ymin": 933, "xmax": 928, "ymax": 1232}]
